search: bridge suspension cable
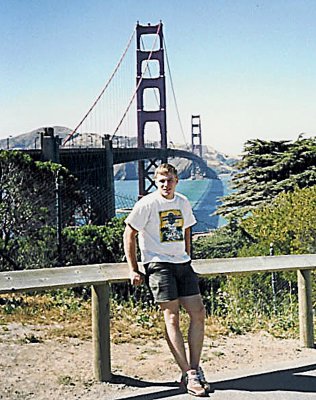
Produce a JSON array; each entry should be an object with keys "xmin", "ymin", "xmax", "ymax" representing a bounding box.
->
[
  {"xmin": 62, "ymin": 29, "xmax": 136, "ymax": 147},
  {"xmin": 111, "ymin": 23, "xmax": 162, "ymax": 139},
  {"xmin": 61, "ymin": 22, "xmax": 188, "ymax": 151}
]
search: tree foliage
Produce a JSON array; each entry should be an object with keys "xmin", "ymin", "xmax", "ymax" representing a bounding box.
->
[
  {"xmin": 193, "ymin": 222, "xmax": 254, "ymax": 259},
  {"xmin": 62, "ymin": 217, "xmax": 125, "ymax": 265},
  {"xmin": 240, "ymin": 185, "xmax": 316, "ymax": 256},
  {"xmin": 0, "ymin": 151, "xmax": 86, "ymax": 270},
  {"xmin": 217, "ymin": 136, "xmax": 316, "ymax": 219}
]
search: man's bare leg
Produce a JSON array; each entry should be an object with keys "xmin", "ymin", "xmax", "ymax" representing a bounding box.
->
[
  {"xmin": 160, "ymin": 299, "xmax": 190, "ymax": 373},
  {"xmin": 180, "ymin": 294, "xmax": 206, "ymax": 370},
  {"xmin": 161, "ymin": 296, "xmax": 207, "ymax": 396}
]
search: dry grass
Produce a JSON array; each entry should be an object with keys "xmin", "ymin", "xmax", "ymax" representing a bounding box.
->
[
  {"xmin": 0, "ymin": 292, "xmax": 92, "ymax": 341},
  {"xmin": 0, "ymin": 291, "xmax": 230, "ymax": 344},
  {"xmin": 0, "ymin": 290, "xmax": 300, "ymax": 343}
]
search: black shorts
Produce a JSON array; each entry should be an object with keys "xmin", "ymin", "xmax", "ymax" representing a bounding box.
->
[{"xmin": 144, "ymin": 261, "xmax": 200, "ymax": 303}]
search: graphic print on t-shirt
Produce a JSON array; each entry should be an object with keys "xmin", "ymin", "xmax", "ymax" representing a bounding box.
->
[{"xmin": 159, "ymin": 209, "xmax": 184, "ymax": 242}]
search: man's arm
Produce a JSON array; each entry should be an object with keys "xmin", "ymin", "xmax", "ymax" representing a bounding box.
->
[
  {"xmin": 123, "ymin": 223, "xmax": 144, "ymax": 286},
  {"xmin": 185, "ymin": 226, "xmax": 192, "ymax": 257}
]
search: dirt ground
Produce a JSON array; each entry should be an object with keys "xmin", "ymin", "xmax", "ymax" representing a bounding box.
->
[{"xmin": 0, "ymin": 322, "xmax": 315, "ymax": 400}]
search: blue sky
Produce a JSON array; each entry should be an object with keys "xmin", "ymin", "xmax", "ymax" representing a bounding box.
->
[{"xmin": 1, "ymin": 0, "xmax": 316, "ymax": 154}]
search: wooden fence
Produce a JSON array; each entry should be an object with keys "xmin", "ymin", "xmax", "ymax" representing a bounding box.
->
[{"xmin": 0, "ymin": 254, "xmax": 315, "ymax": 382}]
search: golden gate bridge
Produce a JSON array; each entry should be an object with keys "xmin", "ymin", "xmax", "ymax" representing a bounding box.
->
[{"xmin": 5, "ymin": 22, "xmax": 222, "ymax": 230}]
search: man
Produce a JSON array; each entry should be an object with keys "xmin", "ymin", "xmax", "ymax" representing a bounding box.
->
[{"xmin": 123, "ymin": 163, "xmax": 209, "ymax": 397}]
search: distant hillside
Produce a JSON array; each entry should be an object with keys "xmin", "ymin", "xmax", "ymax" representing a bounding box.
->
[
  {"xmin": 0, "ymin": 126, "xmax": 73, "ymax": 150},
  {"xmin": 171, "ymin": 142, "xmax": 239, "ymax": 175},
  {"xmin": 0, "ymin": 126, "xmax": 239, "ymax": 177}
]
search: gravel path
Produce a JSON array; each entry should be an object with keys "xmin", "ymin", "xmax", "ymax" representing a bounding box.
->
[{"xmin": 1, "ymin": 323, "xmax": 315, "ymax": 399}]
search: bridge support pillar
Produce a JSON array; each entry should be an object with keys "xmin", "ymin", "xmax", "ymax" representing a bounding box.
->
[
  {"xmin": 40, "ymin": 128, "xmax": 115, "ymax": 225},
  {"xmin": 41, "ymin": 127, "xmax": 61, "ymax": 163},
  {"xmin": 102, "ymin": 138, "xmax": 115, "ymax": 222},
  {"xmin": 136, "ymin": 22, "xmax": 167, "ymax": 196},
  {"xmin": 89, "ymin": 137, "xmax": 115, "ymax": 225}
]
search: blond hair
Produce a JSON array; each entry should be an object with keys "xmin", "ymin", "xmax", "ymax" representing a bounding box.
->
[{"xmin": 154, "ymin": 163, "xmax": 178, "ymax": 179}]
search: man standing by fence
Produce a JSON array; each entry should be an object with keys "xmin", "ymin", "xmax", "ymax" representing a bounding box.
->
[{"xmin": 123, "ymin": 163, "xmax": 209, "ymax": 397}]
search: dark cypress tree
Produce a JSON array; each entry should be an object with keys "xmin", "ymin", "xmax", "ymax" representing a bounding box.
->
[{"xmin": 217, "ymin": 136, "xmax": 316, "ymax": 219}]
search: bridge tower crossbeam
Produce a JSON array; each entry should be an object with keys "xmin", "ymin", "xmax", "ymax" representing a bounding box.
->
[{"xmin": 136, "ymin": 22, "xmax": 167, "ymax": 197}]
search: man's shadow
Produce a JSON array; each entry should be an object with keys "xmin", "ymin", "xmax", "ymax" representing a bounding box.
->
[
  {"xmin": 213, "ymin": 362, "xmax": 316, "ymax": 393},
  {"xmin": 111, "ymin": 362, "xmax": 316, "ymax": 399},
  {"xmin": 110, "ymin": 374, "xmax": 186, "ymax": 400}
]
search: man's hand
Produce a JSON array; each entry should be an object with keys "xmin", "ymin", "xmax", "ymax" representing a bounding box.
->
[
  {"xmin": 130, "ymin": 270, "xmax": 145, "ymax": 286},
  {"xmin": 124, "ymin": 224, "xmax": 145, "ymax": 286}
]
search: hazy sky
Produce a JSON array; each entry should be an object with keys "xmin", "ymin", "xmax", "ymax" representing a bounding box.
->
[{"xmin": 1, "ymin": 0, "xmax": 316, "ymax": 154}]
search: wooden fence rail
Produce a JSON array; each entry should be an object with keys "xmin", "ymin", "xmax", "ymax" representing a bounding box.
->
[{"xmin": 0, "ymin": 254, "xmax": 315, "ymax": 382}]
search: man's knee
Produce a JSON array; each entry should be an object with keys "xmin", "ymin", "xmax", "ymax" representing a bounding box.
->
[
  {"xmin": 181, "ymin": 296, "xmax": 206, "ymax": 320},
  {"xmin": 162, "ymin": 304, "xmax": 180, "ymax": 327},
  {"xmin": 189, "ymin": 302, "xmax": 206, "ymax": 323},
  {"xmin": 196, "ymin": 303, "xmax": 206, "ymax": 320},
  {"xmin": 164, "ymin": 309, "xmax": 180, "ymax": 326}
]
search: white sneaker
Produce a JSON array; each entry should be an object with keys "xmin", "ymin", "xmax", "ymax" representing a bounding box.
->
[
  {"xmin": 197, "ymin": 366, "xmax": 212, "ymax": 393},
  {"xmin": 181, "ymin": 369, "xmax": 206, "ymax": 397}
]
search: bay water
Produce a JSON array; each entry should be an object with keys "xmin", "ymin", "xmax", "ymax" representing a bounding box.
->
[{"xmin": 115, "ymin": 174, "xmax": 231, "ymax": 233}]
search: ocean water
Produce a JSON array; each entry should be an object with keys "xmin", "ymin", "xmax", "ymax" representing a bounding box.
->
[{"xmin": 115, "ymin": 174, "xmax": 231, "ymax": 232}]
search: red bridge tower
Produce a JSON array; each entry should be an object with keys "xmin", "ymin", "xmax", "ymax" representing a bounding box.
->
[
  {"xmin": 136, "ymin": 22, "xmax": 167, "ymax": 197},
  {"xmin": 191, "ymin": 115, "xmax": 203, "ymax": 176}
]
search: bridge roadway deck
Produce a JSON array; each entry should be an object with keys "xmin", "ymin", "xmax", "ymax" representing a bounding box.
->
[
  {"xmin": 104, "ymin": 356, "xmax": 316, "ymax": 399},
  {"xmin": 23, "ymin": 146, "xmax": 218, "ymax": 179}
]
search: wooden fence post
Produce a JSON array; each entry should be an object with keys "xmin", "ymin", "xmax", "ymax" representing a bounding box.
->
[
  {"xmin": 297, "ymin": 269, "xmax": 314, "ymax": 348},
  {"xmin": 91, "ymin": 283, "xmax": 112, "ymax": 381}
]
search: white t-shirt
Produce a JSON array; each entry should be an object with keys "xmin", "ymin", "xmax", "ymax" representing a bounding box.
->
[{"xmin": 125, "ymin": 191, "xmax": 196, "ymax": 264}]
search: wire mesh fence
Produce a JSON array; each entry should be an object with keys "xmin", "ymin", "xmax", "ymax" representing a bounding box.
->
[
  {"xmin": 197, "ymin": 269, "xmax": 316, "ymax": 336},
  {"xmin": 0, "ymin": 150, "xmax": 123, "ymax": 271}
]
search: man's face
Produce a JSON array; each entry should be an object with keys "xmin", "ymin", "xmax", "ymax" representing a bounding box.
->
[{"xmin": 155, "ymin": 172, "xmax": 178, "ymax": 200}]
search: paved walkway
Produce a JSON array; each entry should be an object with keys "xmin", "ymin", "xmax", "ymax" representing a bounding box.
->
[{"xmin": 110, "ymin": 356, "xmax": 316, "ymax": 399}]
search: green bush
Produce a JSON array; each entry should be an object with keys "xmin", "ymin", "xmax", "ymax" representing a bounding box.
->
[
  {"xmin": 241, "ymin": 186, "xmax": 316, "ymax": 256},
  {"xmin": 193, "ymin": 222, "xmax": 254, "ymax": 259},
  {"xmin": 62, "ymin": 217, "xmax": 126, "ymax": 265}
]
